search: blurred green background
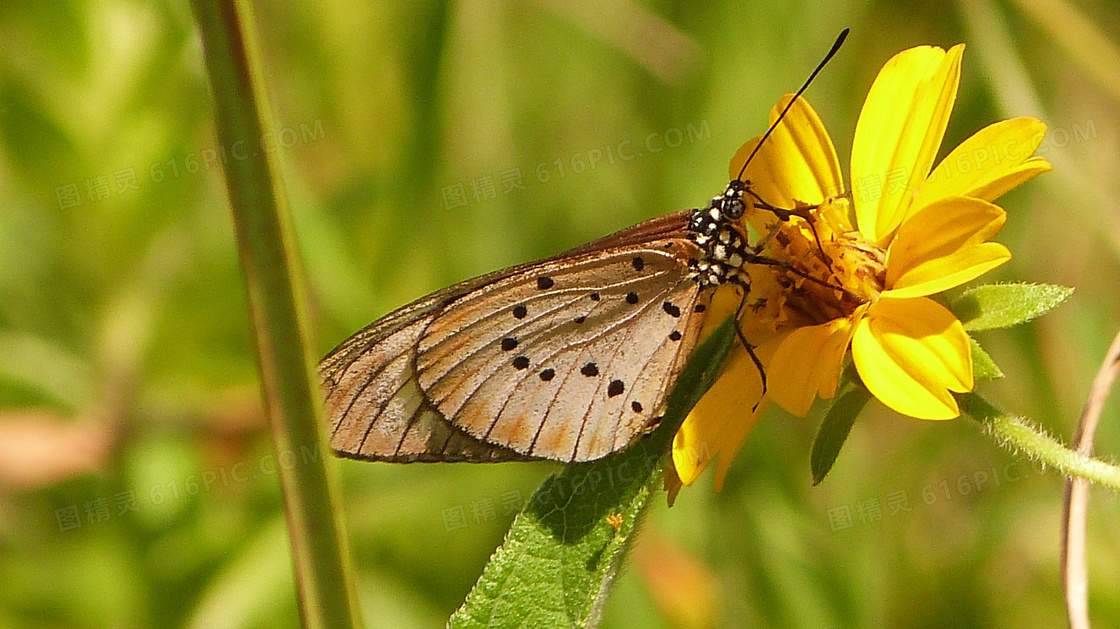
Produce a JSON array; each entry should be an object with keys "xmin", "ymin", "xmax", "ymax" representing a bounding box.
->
[{"xmin": 1, "ymin": 0, "xmax": 1118, "ymax": 627}]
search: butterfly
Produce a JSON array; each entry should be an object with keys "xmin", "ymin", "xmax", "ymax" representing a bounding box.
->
[{"xmin": 320, "ymin": 31, "xmax": 849, "ymax": 465}]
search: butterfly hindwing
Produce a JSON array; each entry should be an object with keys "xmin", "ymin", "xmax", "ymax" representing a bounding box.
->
[
  {"xmin": 416, "ymin": 240, "xmax": 706, "ymax": 462},
  {"xmin": 322, "ymin": 273, "xmax": 535, "ymax": 462}
]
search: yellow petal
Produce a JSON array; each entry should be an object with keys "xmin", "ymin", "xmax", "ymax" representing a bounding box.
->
[
  {"xmin": 852, "ymin": 297, "xmax": 973, "ymax": 420},
  {"xmin": 729, "ymin": 95, "xmax": 845, "ymax": 232},
  {"xmin": 672, "ymin": 346, "xmax": 765, "ymax": 486},
  {"xmin": 696, "ymin": 285, "xmax": 741, "ymax": 344},
  {"xmin": 885, "ymin": 196, "xmax": 1010, "ymax": 298},
  {"xmin": 768, "ymin": 315, "xmax": 858, "ymax": 417},
  {"xmin": 852, "ymin": 45, "xmax": 964, "ymax": 245},
  {"xmin": 886, "ymin": 243, "xmax": 1010, "ymax": 300},
  {"xmin": 915, "ymin": 118, "xmax": 1051, "ymax": 206},
  {"xmin": 711, "ymin": 397, "xmax": 763, "ymax": 492}
]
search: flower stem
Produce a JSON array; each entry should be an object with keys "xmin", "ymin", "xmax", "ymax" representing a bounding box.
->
[
  {"xmin": 189, "ymin": 1, "xmax": 362, "ymax": 627},
  {"xmin": 961, "ymin": 393, "xmax": 1120, "ymax": 490}
]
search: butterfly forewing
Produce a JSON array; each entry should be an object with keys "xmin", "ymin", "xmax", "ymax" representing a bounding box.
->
[
  {"xmin": 415, "ymin": 247, "xmax": 685, "ymax": 405},
  {"xmin": 525, "ymin": 276, "xmax": 705, "ymax": 460},
  {"xmin": 415, "ymin": 241, "xmax": 705, "ymax": 461}
]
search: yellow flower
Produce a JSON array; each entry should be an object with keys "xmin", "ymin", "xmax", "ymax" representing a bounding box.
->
[{"xmin": 670, "ymin": 43, "xmax": 1050, "ymax": 491}]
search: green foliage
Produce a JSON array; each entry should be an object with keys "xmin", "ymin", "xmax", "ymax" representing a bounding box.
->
[
  {"xmin": 189, "ymin": 1, "xmax": 361, "ymax": 626},
  {"xmin": 952, "ymin": 283, "xmax": 1073, "ymax": 332},
  {"xmin": 810, "ymin": 385, "xmax": 871, "ymax": 485},
  {"xmin": 969, "ymin": 336, "xmax": 1005, "ymax": 381},
  {"xmin": 951, "ymin": 282, "xmax": 1072, "ymax": 386}
]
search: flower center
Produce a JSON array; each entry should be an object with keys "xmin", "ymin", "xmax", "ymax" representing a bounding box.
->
[{"xmin": 760, "ymin": 198, "xmax": 886, "ymax": 326}]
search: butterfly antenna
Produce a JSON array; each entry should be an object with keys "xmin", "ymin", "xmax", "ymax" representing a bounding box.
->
[{"xmin": 736, "ymin": 28, "xmax": 849, "ymax": 182}]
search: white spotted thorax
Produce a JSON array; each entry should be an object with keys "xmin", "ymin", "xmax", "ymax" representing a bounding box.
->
[
  {"xmin": 686, "ymin": 179, "xmax": 755, "ymax": 289},
  {"xmin": 320, "ymin": 177, "xmax": 782, "ymax": 465}
]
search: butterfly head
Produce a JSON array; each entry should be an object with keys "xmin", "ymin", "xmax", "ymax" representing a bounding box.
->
[
  {"xmin": 717, "ymin": 179, "xmax": 748, "ymax": 219},
  {"xmin": 688, "ymin": 180, "xmax": 748, "ymax": 231}
]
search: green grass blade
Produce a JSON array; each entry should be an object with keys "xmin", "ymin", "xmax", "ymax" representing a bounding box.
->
[{"xmin": 188, "ymin": 2, "xmax": 362, "ymax": 627}]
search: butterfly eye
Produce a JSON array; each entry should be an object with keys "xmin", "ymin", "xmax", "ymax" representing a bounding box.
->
[
  {"xmin": 723, "ymin": 197, "xmax": 746, "ymax": 219},
  {"xmin": 719, "ymin": 185, "xmax": 746, "ymax": 220}
]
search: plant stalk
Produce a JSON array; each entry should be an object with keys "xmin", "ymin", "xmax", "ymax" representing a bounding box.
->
[{"xmin": 189, "ymin": 1, "xmax": 362, "ymax": 627}]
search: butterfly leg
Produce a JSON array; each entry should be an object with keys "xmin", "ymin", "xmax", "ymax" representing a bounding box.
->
[
  {"xmin": 751, "ymin": 220, "xmax": 783, "ymax": 254},
  {"xmin": 746, "ymin": 254, "xmax": 866, "ymax": 305},
  {"xmin": 736, "ymin": 326, "xmax": 767, "ymax": 408},
  {"xmin": 726, "ymin": 277, "xmax": 768, "ymax": 404},
  {"xmin": 744, "ymin": 188, "xmax": 834, "ymax": 268}
]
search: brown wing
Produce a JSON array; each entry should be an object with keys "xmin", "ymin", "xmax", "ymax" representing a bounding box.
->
[
  {"xmin": 321, "ymin": 273, "xmax": 537, "ymax": 462},
  {"xmin": 320, "ymin": 210, "xmax": 702, "ymax": 462},
  {"xmin": 416, "ymin": 242, "xmax": 707, "ymax": 462}
]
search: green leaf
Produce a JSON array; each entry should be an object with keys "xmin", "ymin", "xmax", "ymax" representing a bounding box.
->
[
  {"xmin": 810, "ymin": 385, "xmax": 871, "ymax": 485},
  {"xmin": 969, "ymin": 336, "xmax": 1004, "ymax": 381},
  {"xmin": 449, "ymin": 317, "xmax": 739, "ymax": 629},
  {"xmin": 951, "ymin": 283, "xmax": 1073, "ymax": 331}
]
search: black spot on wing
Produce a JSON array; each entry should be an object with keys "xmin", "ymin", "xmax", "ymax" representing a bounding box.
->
[
  {"xmin": 500, "ymin": 337, "xmax": 518, "ymax": 351},
  {"xmin": 580, "ymin": 362, "xmax": 599, "ymax": 377},
  {"xmin": 513, "ymin": 304, "xmax": 528, "ymax": 319},
  {"xmin": 512, "ymin": 356, "xmax": 530, "ymax": 370},
  {"xmin": 537, "ymin": 276, "xmax": 554, "ymax": 290},
  {"xmin": 607, "ymin": 380, "xmax": 624, "ymax": 397}
]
